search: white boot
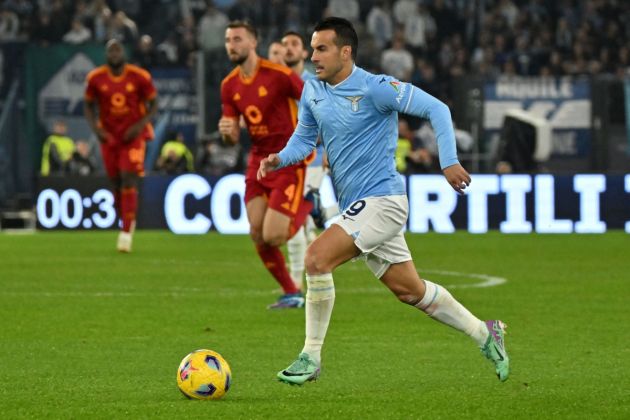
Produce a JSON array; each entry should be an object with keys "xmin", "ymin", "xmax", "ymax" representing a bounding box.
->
[{"xmin": 117, "ymin": 231, "xmax": 132, "ymax": 253}]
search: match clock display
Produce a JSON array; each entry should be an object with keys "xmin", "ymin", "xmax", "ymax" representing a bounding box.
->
[{"xmin": 36, "ymin": 177, "xmax": 117, "ymax": 229}]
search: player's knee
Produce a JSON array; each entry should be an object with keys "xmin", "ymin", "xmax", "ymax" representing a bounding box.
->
[
  {"xmin": 395, "ymin": 292, "xmax": 422, "ymax": 306},
  {"xmin": 386, "ymin": 283, "xmax": 423, "ymax": 306},
  {"xmin": 120, "ymin": 173, "xmax": 138, "ymax": 188},
  {"xmin": 249, "ymin": 227, "xmax": 263, "ymax": 244},
  {"xmin": 262, "ymin": 231, "xmax": 288, "ymax": 247},
  {"xmin": 110, "ymin": 177, "xmax": 122, "ymax": 189},
  {"xmin": 304, "ymin": 246, "xmax": 331, "ymax": 275},
  {"xmin": 261, "ymin": 225, "xmax": 288, "ymax": 247}
]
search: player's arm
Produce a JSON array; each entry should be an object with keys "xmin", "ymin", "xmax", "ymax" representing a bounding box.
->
[
  {"xmin": 372, "ymin": 77, "xmax": 471, "ymax": 193},
  {"xmin": 124, "ymin": 97, "xmax": 158, "ymax": 141},
  {"xmin": 406, "ymin": 90, "xmax": 470, "ymax": 193},
  {"xmin": 287, "ymin": 70, "xmax": 304, "ymax": 101},
  {"xmin": 257, "ymin": 122, "xmax": 318, "ymax": 179},
  {"xmin": 218, "ymin": 116, "xmax": 240, "ymax": 145},
  {"xmin": 84, "ymin": 75, "xmax": 109, "ymax": 143},
  {"xmin": 83, "ymin": 98, "xmax": 109, "ymax": 143},
  {"xmin": 219, "ymin": 82, "xmax": 241, "ymax": 145},
  {"xmin": 258, "ymin": 86, "xmax": 318, "ymax": 179}
]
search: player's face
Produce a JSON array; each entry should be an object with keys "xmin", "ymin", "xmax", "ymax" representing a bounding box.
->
[
  {"xmin": 267, "ymin": 42, "xmax": 286, "ymax": 65},
  {"xmin": 282, "ymin": 34, "xmax": 307, "ymax": 67},
  {"xmin": 225, "ymin": 27, "xmax": 256, "ymax": 65},
  {"xmin": 311, "ymin": 30, "xmax": 346, "ymax": 83},
  {"xmin": 106, "ymin": 42, "xmax": 125, "ymax": 68}
]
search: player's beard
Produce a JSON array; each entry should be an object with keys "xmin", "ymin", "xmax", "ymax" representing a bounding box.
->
[
  {"xmin": 108, "ymin": 59, "xmax": 125, "ymax": 73},
  {"xmin": 285, "ymin": 58, "xmax": 300, "ymax": 68},
  {"xmin": 229, "ymin": 51, "xmax": 248, "ymax": 66},
  {"xmin": 318, "ymin": 63, "xmax": 342, "ymax": 83}
]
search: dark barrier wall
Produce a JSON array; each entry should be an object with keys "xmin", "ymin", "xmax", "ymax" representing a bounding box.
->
[{"xmin": 36, "ymin": 174, "xmax": 630, "ymax": 234}]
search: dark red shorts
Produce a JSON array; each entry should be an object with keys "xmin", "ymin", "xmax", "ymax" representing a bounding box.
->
[
  {"xmin": 100, "ymin": 136, "xmax": 146, "ymax": 178},
  {"xmin": 245, "ymin": 154, "xmax": 306, "ymax": 218}
]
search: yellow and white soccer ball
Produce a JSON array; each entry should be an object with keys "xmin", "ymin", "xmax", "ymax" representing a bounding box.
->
[{"xmin": 176, "ymin": 349, "xmax": 232, "ymax": 400}]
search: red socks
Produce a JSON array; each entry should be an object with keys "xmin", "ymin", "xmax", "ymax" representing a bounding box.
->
[
  {"xmin": 255, "ymin": 243, "xmax": 300, "ymax": 294},
  {"xmin": 120, "ymin": 187, "xmax": 137, "ymax": 233},
  {"xmin": 113, "ymin": 190, "xmax": 121, "ymax": 219}
]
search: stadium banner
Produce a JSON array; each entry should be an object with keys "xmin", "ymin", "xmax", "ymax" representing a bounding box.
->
[
  {"xmin": 142, "ymin": 68, "xmax": 198, "ymax": 171},
  {"xmin": 484, "ymin": 76, "xmax": 591, "ymax": 158},
  {"xmin": 36, "ymin": 174, "xmax": 630, "ymax": 234},
  {"xmin": 149, "ymin": 67, "xmax": 198, "ymax": 144}
]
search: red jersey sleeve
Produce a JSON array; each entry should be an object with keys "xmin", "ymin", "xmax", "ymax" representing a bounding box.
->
[
  {"xmin": 220, "ymin": 81, "xmax": 239, "ymax": 119},
  {"xmin": 286, "ymin": 71, "xmax": 304, "ymax": 101},
  {"xmin": 84, "ymin": 74, "xmax": 98, "ymax": 102},
  {"xmin": 138, "ymin": 70, "xmax": 157, "ymax": 101}
]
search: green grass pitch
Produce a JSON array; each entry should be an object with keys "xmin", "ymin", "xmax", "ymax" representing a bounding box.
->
[{"xmin": 1, "ymin": 231, "xmax": 628, "ymax": 419}]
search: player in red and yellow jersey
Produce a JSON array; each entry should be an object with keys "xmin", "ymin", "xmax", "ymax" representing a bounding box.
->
[
  {"xmin": 219, "ymin": 21, "xmax": 313, "ymax": 309},
  {"xmin": 84, "ymin": 39, "xmax": 158, "ymax": 253}
]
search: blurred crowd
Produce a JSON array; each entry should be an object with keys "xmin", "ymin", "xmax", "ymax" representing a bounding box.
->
[
  {"xmin": 4, "ymin": 0, "xmax": 630, "ymax": 176},
  {"xmin": 2, "ymin": 0, "xmax": 630, "ymax": 95}
]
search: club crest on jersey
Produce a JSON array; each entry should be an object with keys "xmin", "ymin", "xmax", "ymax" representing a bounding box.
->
[
  {"xmin": 258, "ymin": 86, "xmax": 268, "ymax": 97},
  {"xmin": 126, "ymin": 82, "xmax": 135, "ymax": 92},
  {"xmin": 344, "ymin": 95, "xmax": 363, "ymax": 112},
  {"xmin": 233, "ymin": 92, "xmax": 241, "ymax": 101}
]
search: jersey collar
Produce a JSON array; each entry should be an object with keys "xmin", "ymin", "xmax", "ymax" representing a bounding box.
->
[
  {"xmin": 106, "ymin": 64, "xmax": 129, "ymax": 82},
  {"xmin": 327, "ymin": 65, "xmax": 357, "ymax": 89},
  {"xmin": 238, "ymin": 58, "xmax": 261, "ymax": 85}
]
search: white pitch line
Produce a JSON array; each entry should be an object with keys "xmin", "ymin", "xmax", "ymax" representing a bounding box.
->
[
  {"xmin": 0, "ymin": 270, "xmax": 506, "ymax": 298},
  {"xmin": 340, "ymin": 264, "xmax": 508, "ymax": 289},
  {"xmin": 421, "ymin": 269, "xmax": 508, "ymax": 289}
]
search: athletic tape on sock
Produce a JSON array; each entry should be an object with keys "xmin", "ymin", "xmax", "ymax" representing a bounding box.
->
[{"xmin": 306, "ymin": 273, "xmax": 335, "ymax": 301}]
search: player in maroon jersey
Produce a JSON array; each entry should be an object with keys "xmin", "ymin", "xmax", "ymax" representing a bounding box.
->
[
  {"xmin": 219, "ymin": 21, "xmax": 313, "ymax": 309},
  {"xmin": 84, "ymin": 39, "xmax": 158, "ymax": 253}
]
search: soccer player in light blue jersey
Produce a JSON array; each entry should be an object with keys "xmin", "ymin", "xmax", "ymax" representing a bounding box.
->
[{"xmin": 259, "ymin": 17, "xmax": 509, "ymax": 385}]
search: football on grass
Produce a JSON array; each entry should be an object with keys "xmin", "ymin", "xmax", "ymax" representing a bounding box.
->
[{"xmin": 177, "ymin": 349, "xmax": 232, "ymax": 400}]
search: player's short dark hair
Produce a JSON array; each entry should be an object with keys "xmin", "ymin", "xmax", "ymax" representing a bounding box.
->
[
  {"xmin": 227, "ymin": 20, "xmax": 258, "ymax": 40},
  {"xmin": 105, "ymin": 38, "xmax": 122, "ymax": 49},
  {"xmin": 313, "ymin": 17, "xmax": 358, "ymax": 60},
  {"xmin": 282, "ymin": 30, "xmax": 307, "ymax": 49}
]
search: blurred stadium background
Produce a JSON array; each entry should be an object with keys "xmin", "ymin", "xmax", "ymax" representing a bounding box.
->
[{"xmin": 0, "ymin": 0, "xmax": 629, "ymax": 231}]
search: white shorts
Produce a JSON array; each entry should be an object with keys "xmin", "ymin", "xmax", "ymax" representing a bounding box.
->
[{"xmin": 334, "ymin": 195, "xmax": 412, "ymax": 278}]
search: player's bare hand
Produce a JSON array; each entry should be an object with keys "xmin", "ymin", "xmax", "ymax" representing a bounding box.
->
[
  {"xmin": 123, "ymin": 123, "xmax": 143, "ymax": 142},
  {"xmin": 218, "ymin": 117, "xmax": 238, "ymax": 143},
  {"xmin": 257, "ymin": 154, "xmax": 281, "ymax": 180},
  {"xmin": 443, "ymin": 163, "xmax": 471, "ymax": 194}
]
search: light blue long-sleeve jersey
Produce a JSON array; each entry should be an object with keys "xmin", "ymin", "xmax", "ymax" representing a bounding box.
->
[
  {"xmin": 300, "ymin": 69, "xmax": 325, "ymax": 167},
  {"xmin": 278, "ymin": 65, "xmax": 459, "ymax": 211}
]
